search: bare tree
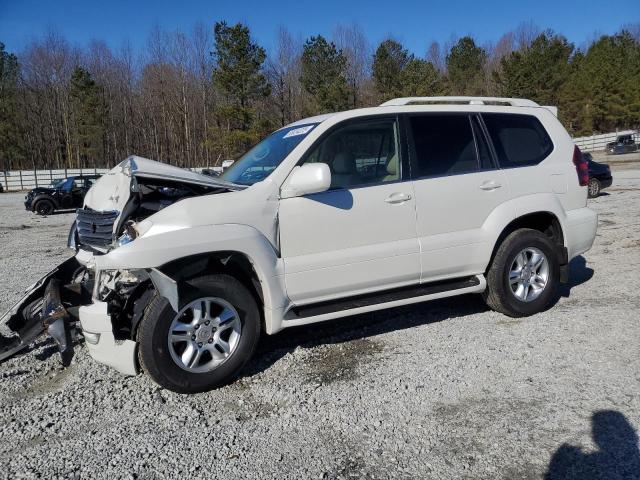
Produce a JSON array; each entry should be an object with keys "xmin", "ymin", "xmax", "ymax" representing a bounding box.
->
[
  {"xmin": 266, "ymin": 27, "xmax": 302, "ymax": 127},
  {"xmin": 426, "ymin": 41, "xmax": 445, "ymax": 72},
  {"xmin": 332, "ymin": 22, "xmax": 372, "ymax": 107}
]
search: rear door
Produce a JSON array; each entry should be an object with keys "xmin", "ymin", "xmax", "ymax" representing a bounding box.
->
[{"xmin": 406, "ymin": 113, "xmax": 511, "ymax": 282}]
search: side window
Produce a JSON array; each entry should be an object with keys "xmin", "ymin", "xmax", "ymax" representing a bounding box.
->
[
  {"xmin": 482, "ymin": 113, "xmax": 553, "ymax": 168},
  {"xmin": 302, "ymin": 118, "xmax": 400, "ymax": 189},
  {"xmin": 73, "ymin": 179, "xmax": 84, "ymax": 189},
  {"xmin": 409, "ymin": 114, "xmax": 478, "ymax": 177}
]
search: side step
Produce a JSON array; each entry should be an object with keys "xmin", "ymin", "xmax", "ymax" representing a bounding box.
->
[{"xmin": 291, "ymin": 275, "xmax": 481, "ymax": 319}]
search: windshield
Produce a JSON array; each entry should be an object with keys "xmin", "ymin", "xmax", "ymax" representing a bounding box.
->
[{"xmin": 220, "ymin": 123, "xmax": 318, "ymax": 186}]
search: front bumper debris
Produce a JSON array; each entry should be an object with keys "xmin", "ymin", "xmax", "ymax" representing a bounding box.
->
[{"xmin": 0, "ymin": 256, "xmax": 91, "ymax": 365}]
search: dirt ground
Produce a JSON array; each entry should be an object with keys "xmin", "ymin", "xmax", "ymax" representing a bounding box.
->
[{"xmin": 0, "ymin": 167, "xmax": 639, "ymax": 479}]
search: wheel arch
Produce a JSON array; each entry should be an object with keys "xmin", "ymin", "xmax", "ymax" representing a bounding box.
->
[
  {"xmin": 487, "ymin": 210, "xmax": 568, "ymax": 280},
  {"xmin": 95, "ymin": 223, "xmax": 288, "ymax": 334}
]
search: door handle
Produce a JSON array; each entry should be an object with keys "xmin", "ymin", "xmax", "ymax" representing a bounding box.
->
[
  {"xmin": 480, "ymin": 181, "xmax": 502, "ymax": 191},
  {"xmin": 385, "ymin": 192, "xmax": 412, "ymax": 204}
]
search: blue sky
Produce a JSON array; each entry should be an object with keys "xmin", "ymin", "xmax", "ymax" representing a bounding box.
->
[{"xmin": 1, "ymin": 0, "xmax": 638, "ymax": 56}]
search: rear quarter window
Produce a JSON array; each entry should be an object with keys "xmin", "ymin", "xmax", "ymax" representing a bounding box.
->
[{"xmin": 482, "ymin": 113, "xmax": 553, "ymax": 168}]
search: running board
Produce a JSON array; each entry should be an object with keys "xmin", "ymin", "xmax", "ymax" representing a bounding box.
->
[{"xmin": 286, "ymin": 275, "xmax": 482, "ymax": 325}]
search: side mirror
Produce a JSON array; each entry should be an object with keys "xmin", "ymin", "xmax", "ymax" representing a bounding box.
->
[{"xmin": 281, "ymin": 163, "xmax": 331, "ymax": 198}]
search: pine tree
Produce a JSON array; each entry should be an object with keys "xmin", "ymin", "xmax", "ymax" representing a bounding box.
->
[
  {"xmin": 372, "ymin": 39, "xmax": 410, "ymax": 100},
  {"xmin": 446, "ymin": 37, "xmax": 487, "ymax": 95},
  {"xmin": 211, "ymin": 21, "xmax": 271, "ymax": 158},
  {"xmin": 299, "ymin": 35, "xmax": 350, "ymax": 114},
  {"xmin": 400, "ymin": 59, "xmax": 442, "ymax": 96},
  {"xmin": 495, "ymin": 32, "xmax": 573, "ymax": 106},
  {"xmin": 69, "ymin": 67, "xmax": 106, "ymax": 168}
]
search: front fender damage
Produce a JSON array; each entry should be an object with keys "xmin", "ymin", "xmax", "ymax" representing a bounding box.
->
[{"xmin": 0, "ymin": 256, "xmax": 92, "ymax": 365}]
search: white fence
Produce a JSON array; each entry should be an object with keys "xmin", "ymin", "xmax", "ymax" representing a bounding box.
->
[
  {"xmin": 1, "ymin": 168, "xmax": 110, "ymax": 192},
  {"xmin": 573, "ymin": 129, "xmax": 637, "ymax": 152},
  {"xmin": 0, "ymin": 166, "xmax": 223, "ymax": 192}
]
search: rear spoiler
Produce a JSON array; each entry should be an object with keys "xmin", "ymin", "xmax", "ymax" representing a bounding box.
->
[{"xmin": 542, "ymin": 106, "xmax": 558, "ymax": 117}]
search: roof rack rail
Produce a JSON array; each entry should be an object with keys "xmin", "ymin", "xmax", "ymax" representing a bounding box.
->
[{"xmin": 380, "ymin": 96, "xmax": 540, "ymax": 107}]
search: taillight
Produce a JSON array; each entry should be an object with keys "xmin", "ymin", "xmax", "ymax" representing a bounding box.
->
[{"xmin": 572, "ymin": 146, "xmax": 589, "ymax": 186}]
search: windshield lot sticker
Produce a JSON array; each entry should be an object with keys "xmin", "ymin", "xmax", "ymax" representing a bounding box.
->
[{"xmin": 283, "ymin": 125, "xmax": 314, "ymax": 138}]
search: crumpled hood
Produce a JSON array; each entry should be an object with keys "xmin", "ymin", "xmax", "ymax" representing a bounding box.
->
[{"xmin": 83, "ymin": 155, "xmax": 237, "ymax": 213}]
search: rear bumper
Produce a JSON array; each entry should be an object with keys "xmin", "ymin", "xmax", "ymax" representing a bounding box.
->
[
  {"xmin": 79, "ymin": 301, "xmax": 137, "ymax": 376},
  {"xmin": 564, "ymin": 207, "xmax": 598, "ymax": 260}
]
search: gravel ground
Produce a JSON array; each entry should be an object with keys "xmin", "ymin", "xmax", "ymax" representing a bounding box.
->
[{"xmin": 1, "ymin": 169, "xmax": 639, "ymax": 480}]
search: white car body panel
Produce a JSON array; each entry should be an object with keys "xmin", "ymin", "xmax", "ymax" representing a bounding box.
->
[
  {"xmin": 414, "ymin": 169, "xmax": 511, "ymax": 282},
  {"xmin": 279, "ymin": 182, "xmax": 420, "ymax": 305}
]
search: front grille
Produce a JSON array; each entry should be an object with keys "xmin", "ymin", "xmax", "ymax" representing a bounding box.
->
[{"xmin": 76, "ymin": 208, "xmax": 118, "ymax": 248}]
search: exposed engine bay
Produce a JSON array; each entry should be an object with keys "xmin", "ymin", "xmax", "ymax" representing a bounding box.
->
[{"xmin": 0, "ymin": 156, "xmax": 241, "ymax": 365}]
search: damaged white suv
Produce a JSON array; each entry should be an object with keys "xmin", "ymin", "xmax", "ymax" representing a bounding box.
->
[{"xmin": 0, "ymin": 97, "xmax": 598, "ymax": 393}]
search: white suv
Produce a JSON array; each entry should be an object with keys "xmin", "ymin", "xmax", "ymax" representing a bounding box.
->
[{"xmin": 1, "ymin": 97, "xmax": 598, "ymax": 393}]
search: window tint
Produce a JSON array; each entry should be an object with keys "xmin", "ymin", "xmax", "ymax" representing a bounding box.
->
[
  {"xmin": 482, "ymin": 113, "xmax": 553, "ymax": 168},
  {"xmin": 303, "ymin": 118, "xmax": 400, "ymax": 189},
  {"xmin": 409, "ymin": 114, "xmax": 478, "ymax": 177}
]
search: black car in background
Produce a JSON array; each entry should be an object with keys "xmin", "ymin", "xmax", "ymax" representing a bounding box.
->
[
  {"xmin": 24, "ymin": 175, "xmax": 100, "ymax": 215},
  {"xmin": 606, "ymin": 134, "xmax": 639, "ymax": 155},
  {"xmin": 583, "ymin": 153, "xmax": 613, "ymax": 198}
]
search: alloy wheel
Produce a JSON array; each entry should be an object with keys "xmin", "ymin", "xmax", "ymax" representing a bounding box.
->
[
  {"xmin": 167, "ymin": 297, "xmax": 241, "ymax": 373},
  {"xmin": 508, "ymin": 247, "xmax": 549, "ymax": 302}
]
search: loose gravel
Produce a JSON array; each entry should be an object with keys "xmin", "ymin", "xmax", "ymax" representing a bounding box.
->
[{"xmin": 1, "ymin": 170, "xmax": 640, "ymax": 479}]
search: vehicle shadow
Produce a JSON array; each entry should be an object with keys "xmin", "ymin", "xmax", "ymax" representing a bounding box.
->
[
  {"xmin": 545, "ymin": 410, "xmax": 640, "ymax": 480},
  {"xmin": 557, "ymin": 255, "xmax": 594, "ymax": 300},
  {"xmin": 243, "ymin": 292, "xmax": 489, "ymax": 378},
  {"xmin": 244, "ymin": 255, "xmax": 594, "ymax": 379}
]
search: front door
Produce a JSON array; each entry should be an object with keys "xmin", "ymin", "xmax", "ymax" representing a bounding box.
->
[{"xmin": 279, "ymin": 116, "xmax": 420, "ymax": 306}]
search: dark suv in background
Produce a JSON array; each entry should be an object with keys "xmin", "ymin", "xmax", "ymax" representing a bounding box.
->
[
  {"xmin": 583, "ymin": 153, "xmax": 613, "ymax": 198},
  {"xmin": 24, "ymin": 175, "xmax": 100, "ymax": 215},
  {"xmin": 606, "ymin": 134, "xmax": 638, "ymax": 155}
]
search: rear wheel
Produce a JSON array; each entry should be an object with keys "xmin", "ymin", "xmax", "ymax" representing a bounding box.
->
[
  {"xmin": 138, "ymin": 274, "xmax": 261, "ymax": 393},
  {"xmin": 34, "ymin": 199, "xmax": 54, "ymax": 215},
  {"xmin": 588, "ymin": 178, "xmax": 601, "ymax": 198},
  {"xmin": 483, "ymin": 228, "xmax": 559, "ymax": 317}
]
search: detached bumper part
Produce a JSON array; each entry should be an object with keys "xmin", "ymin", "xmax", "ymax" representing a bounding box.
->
[
  {"xmin": 0, "ymin": 256, "xmax": 84, "ymax": 364},
  {"xmin": 42, "ymin": 279, "xmax": 74, "ymax": 366},
  {"xmin": 79, "ymin": 301, "xmax": 137, "ymax": 376}
]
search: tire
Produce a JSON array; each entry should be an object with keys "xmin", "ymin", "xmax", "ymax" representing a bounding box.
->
[
  {"xmin": 34, "ymin": 199, "xmax": 54, "ymax": 215},
  {"xmin": 483, "ymin": 228, "xmax": 559, "ymax": 317},
  {"xmin": 137, "ymin": 274, "xmax": 261, "ymax": 393},
  {"xmin": 588, "ymin": 178, "xmax": 601, "ymax": 198}
]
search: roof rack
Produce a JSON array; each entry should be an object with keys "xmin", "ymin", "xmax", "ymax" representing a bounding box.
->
[{"xmin": 380, "ymin": 96, "xmax": 540, "ymax": 107}]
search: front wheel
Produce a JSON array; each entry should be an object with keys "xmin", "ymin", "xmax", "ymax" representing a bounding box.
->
[
  {"xmin": 588, "ymin": 178, "xmax": 601, "ymax": 198},
  {"xmin": 138, "ymin": 274, "xmax": 261, "ymax": 393},
  {"xmin": 34, "ymin": 199, "xmax": 54, "ymax": 215},
  {"xmin": 483, "ymin": 228, "xmax": 559, "ymax": 317}
]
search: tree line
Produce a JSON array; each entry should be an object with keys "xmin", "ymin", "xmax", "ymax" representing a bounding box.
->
[{"xmin": 1, "ymin": 21, "xmax": 639, "ymax": 171}]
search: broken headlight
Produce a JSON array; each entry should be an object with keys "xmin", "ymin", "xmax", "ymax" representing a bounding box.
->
[
  {"xmin": 96, "ymin": 269, "xmax": 148, "ymax": 302},
  {"xmin": 115, "ymin": 220, "xmax": 152, "ymax": 248}
]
